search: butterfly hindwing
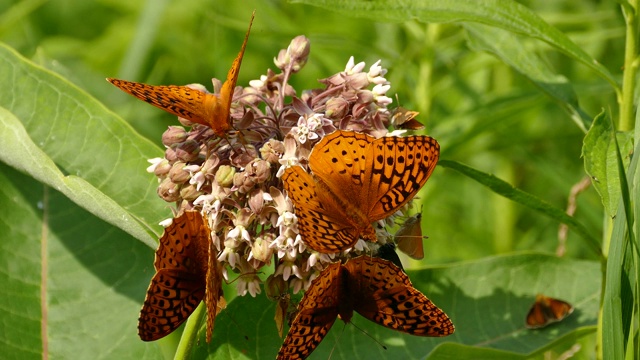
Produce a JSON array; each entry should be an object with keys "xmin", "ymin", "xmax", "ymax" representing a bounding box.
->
[
  {"xmin": 138, "ymin": 268, "xmax": 205, "ymax": 341},
  {"xmin": 277, "ymin": 263, "xmax": 342, "ymax": 360},
  {"xmin": 345, "ymin": 257, "xmax": 454, "ymax": 337},
  {"xmin": 282, "ymin": 166, "xmax": 360, "ymax": 252},
  {"xmin": 154, "ymin": 211, "xmax": 209, "ymax": 271}
]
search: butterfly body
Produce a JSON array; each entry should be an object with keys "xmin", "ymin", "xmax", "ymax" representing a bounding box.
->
[
  {"xmin": 107, "ymin": 13, "xmax": 254, "ymax": 137},
  {"xmin": 282, "ymin": 130, "xmax": 439, "ymax": 253},
  {"xmin": 138, "ymin": 210, "xmax": 223, "ymax": 343},
  {"xmin": 277, "ymin": 257, "xmax": 453, "ymax": 360}
]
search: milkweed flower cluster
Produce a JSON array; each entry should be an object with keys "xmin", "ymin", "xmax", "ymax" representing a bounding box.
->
[{"xmin": 146, "ymin": 35, "xmax": 415, "ymax": 298}]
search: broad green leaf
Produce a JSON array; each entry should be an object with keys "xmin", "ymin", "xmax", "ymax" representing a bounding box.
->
[
  {"xmin": 463, "ymin": 23, "xmax": 591, "ymax": 132},
  {"xmin": 582, "ymin": 111, "xmax": 634, "ymax": 218},
  {"xmin": 439, "ymin": 160, "xmax": 601, "ymax": 255},
  {"xmin": 0, "ymin": 42, "xmax": 167, "ymax": 243},
  {"xmin": 0, "ymin": 107, "xmax": 155, "ymax": 247},
  {"xmin": 290, "ymin": 0, "xmax": 617, "ymax": 89},
  {"xmin": 189, "ymin": 253, "xmax": 599, "ymax": 359},
  {"xmin": 0, "ymin": 163, "xmax": 162, "ymax": 359},
  {"xmin": 429, "ymin": 327, "xmax": 596, "ymax": 359}
]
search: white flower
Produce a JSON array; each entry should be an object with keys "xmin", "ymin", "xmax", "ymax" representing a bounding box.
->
[
  {"xmin": 367, "ymin": 60, "xmax": 388, "ymax": 85},
  {"xmin": 276, "ymin": 261, "xmax": 303, "ymax": 281},
  {"xmin": 291, "ymin": 113, "xmax": 329, "ymax": 144},
  {"xmin": 276, "ymin": 136, "xmax": 299, "ymax": 178},
  {"xmin": 146, "ymin": 157, "xmax": 164, "ymax": 173},
  {"xmin": 227, "ymin": 225, "xmax": 251, "ymax": 244},
  {"xmin": 276, "ymin": 211, "xmax": 296, "ymax": 228},
  {"xmin": 237, "ymin": 274, "xmax": 262, "ymax": 297},
  {"xmin": 372, "ymin": 84, "xmax": 393, "ymax": 106},
  {"xmin": 218, "ymin": 247, "xmax": 239, "ymax": 268},
  {"xmin": 159, "ymin": 217, "xmax": 173, "ymax": 227},
  {"xmin": 249, "ymin": 74, "xmax": 268, "ymax": 89},
  {"xmin": 345, "ymin": 56, "xmax": 366, "ymax": 74}
]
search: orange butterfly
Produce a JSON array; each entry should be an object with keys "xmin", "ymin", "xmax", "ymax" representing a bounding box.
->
[
  {"xmin": 138, "ymin": 210, "xmax": 224, "ymax": 343},
  {"xmin": 282, "ymin": 130, "xmax": 439, "ymax": 253},
  {"xmin": 395, "ymin": 213, "xmax": 425, "ymax": 260},
  {"xmin": 107, "ymin": 12, "xmax": 254, "ymax": 137},
  {"xmin": 277, "ymin": 256, "xmax": 454, "ymax": 360},
  {"xmin": 525, "ymin": 294, "xmax": 574, "ymax": 329}
]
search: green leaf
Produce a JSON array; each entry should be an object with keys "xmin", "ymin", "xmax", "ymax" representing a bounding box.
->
[
  {"xmin": 0, "ymin": 42, "xmax": 168, "ymax": 243},
  {"xmin": 439, "ymin": 160, "xmax": 602, "ymax": 256},
  {"xmin": 289, "ymin": 0, "xmax": 618, "ymax": 89},
  {"xmin": 0, "ymin": 107, "xmax": 155, "ymax": 247},
  {"xmin": 0, "ymin": 163, "xmax": 162, "ymax": 359},
  {"xmin": 582, "ymin": 111, "xmax": 634, "ymax": 218},
  {"xmin": 192, "ymin": 253, "xmax": 599, "ymax": 359},
  {"xmin": 601, "ymin": 117, "xmax": 640, "ymax": 360}
]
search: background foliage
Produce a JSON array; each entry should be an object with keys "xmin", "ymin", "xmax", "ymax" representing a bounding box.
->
[{"xmin": 0, "ymin": 0, "xmax": 636, "ymax": 359}]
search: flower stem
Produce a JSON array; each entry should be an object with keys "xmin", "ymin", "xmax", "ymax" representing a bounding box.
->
[
  {"xmin": 174, "ymin": 302, "xmax": 206, "ymax": 360},
  {"xmin": 619, "ymin": 1, "xmax": 640, "ymax": 132}
]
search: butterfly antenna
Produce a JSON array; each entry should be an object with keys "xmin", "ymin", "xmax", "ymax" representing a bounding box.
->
[
  {"xmin": 218, "ymin": 307, "xmax": 250, "ymax": 341},
  {"xmin": 326, "ymin": 323, "xmax": 348, "ymax": 360},
  {"xmin": 394, "ymin": 235, "xmax": 429, "ymax": 240},
  {"xmin": 349, "ymin": 321, "xmax": 388, "ymax": 351},
  {"xmin": 225, "ymin": 270, "xmax": 260, "ymax": 285}
]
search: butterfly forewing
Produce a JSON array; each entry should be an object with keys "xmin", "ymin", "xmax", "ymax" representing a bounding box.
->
[
  {"xmin": 218, "ymin": 11, "xmax": 254, "ymax": 125},
  {"xmin": 346, "ymin": 257, "xmax": 454, "ymax": 337},
  {"xmin": 277, "ymin": 263, "xmax": 342, "ymax": 360},
  {"xmin": 106, "ymin": 80, "xmax": 214, "ymax": 128},
  {"xmin": 367, "ymin": 135, "xmax": 439, "ymax": 220}
]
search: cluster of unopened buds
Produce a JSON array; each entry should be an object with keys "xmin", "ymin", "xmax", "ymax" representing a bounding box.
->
[{"xmin": 147, "ymin": 35, "xmax": 415, "ymax": 299}]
